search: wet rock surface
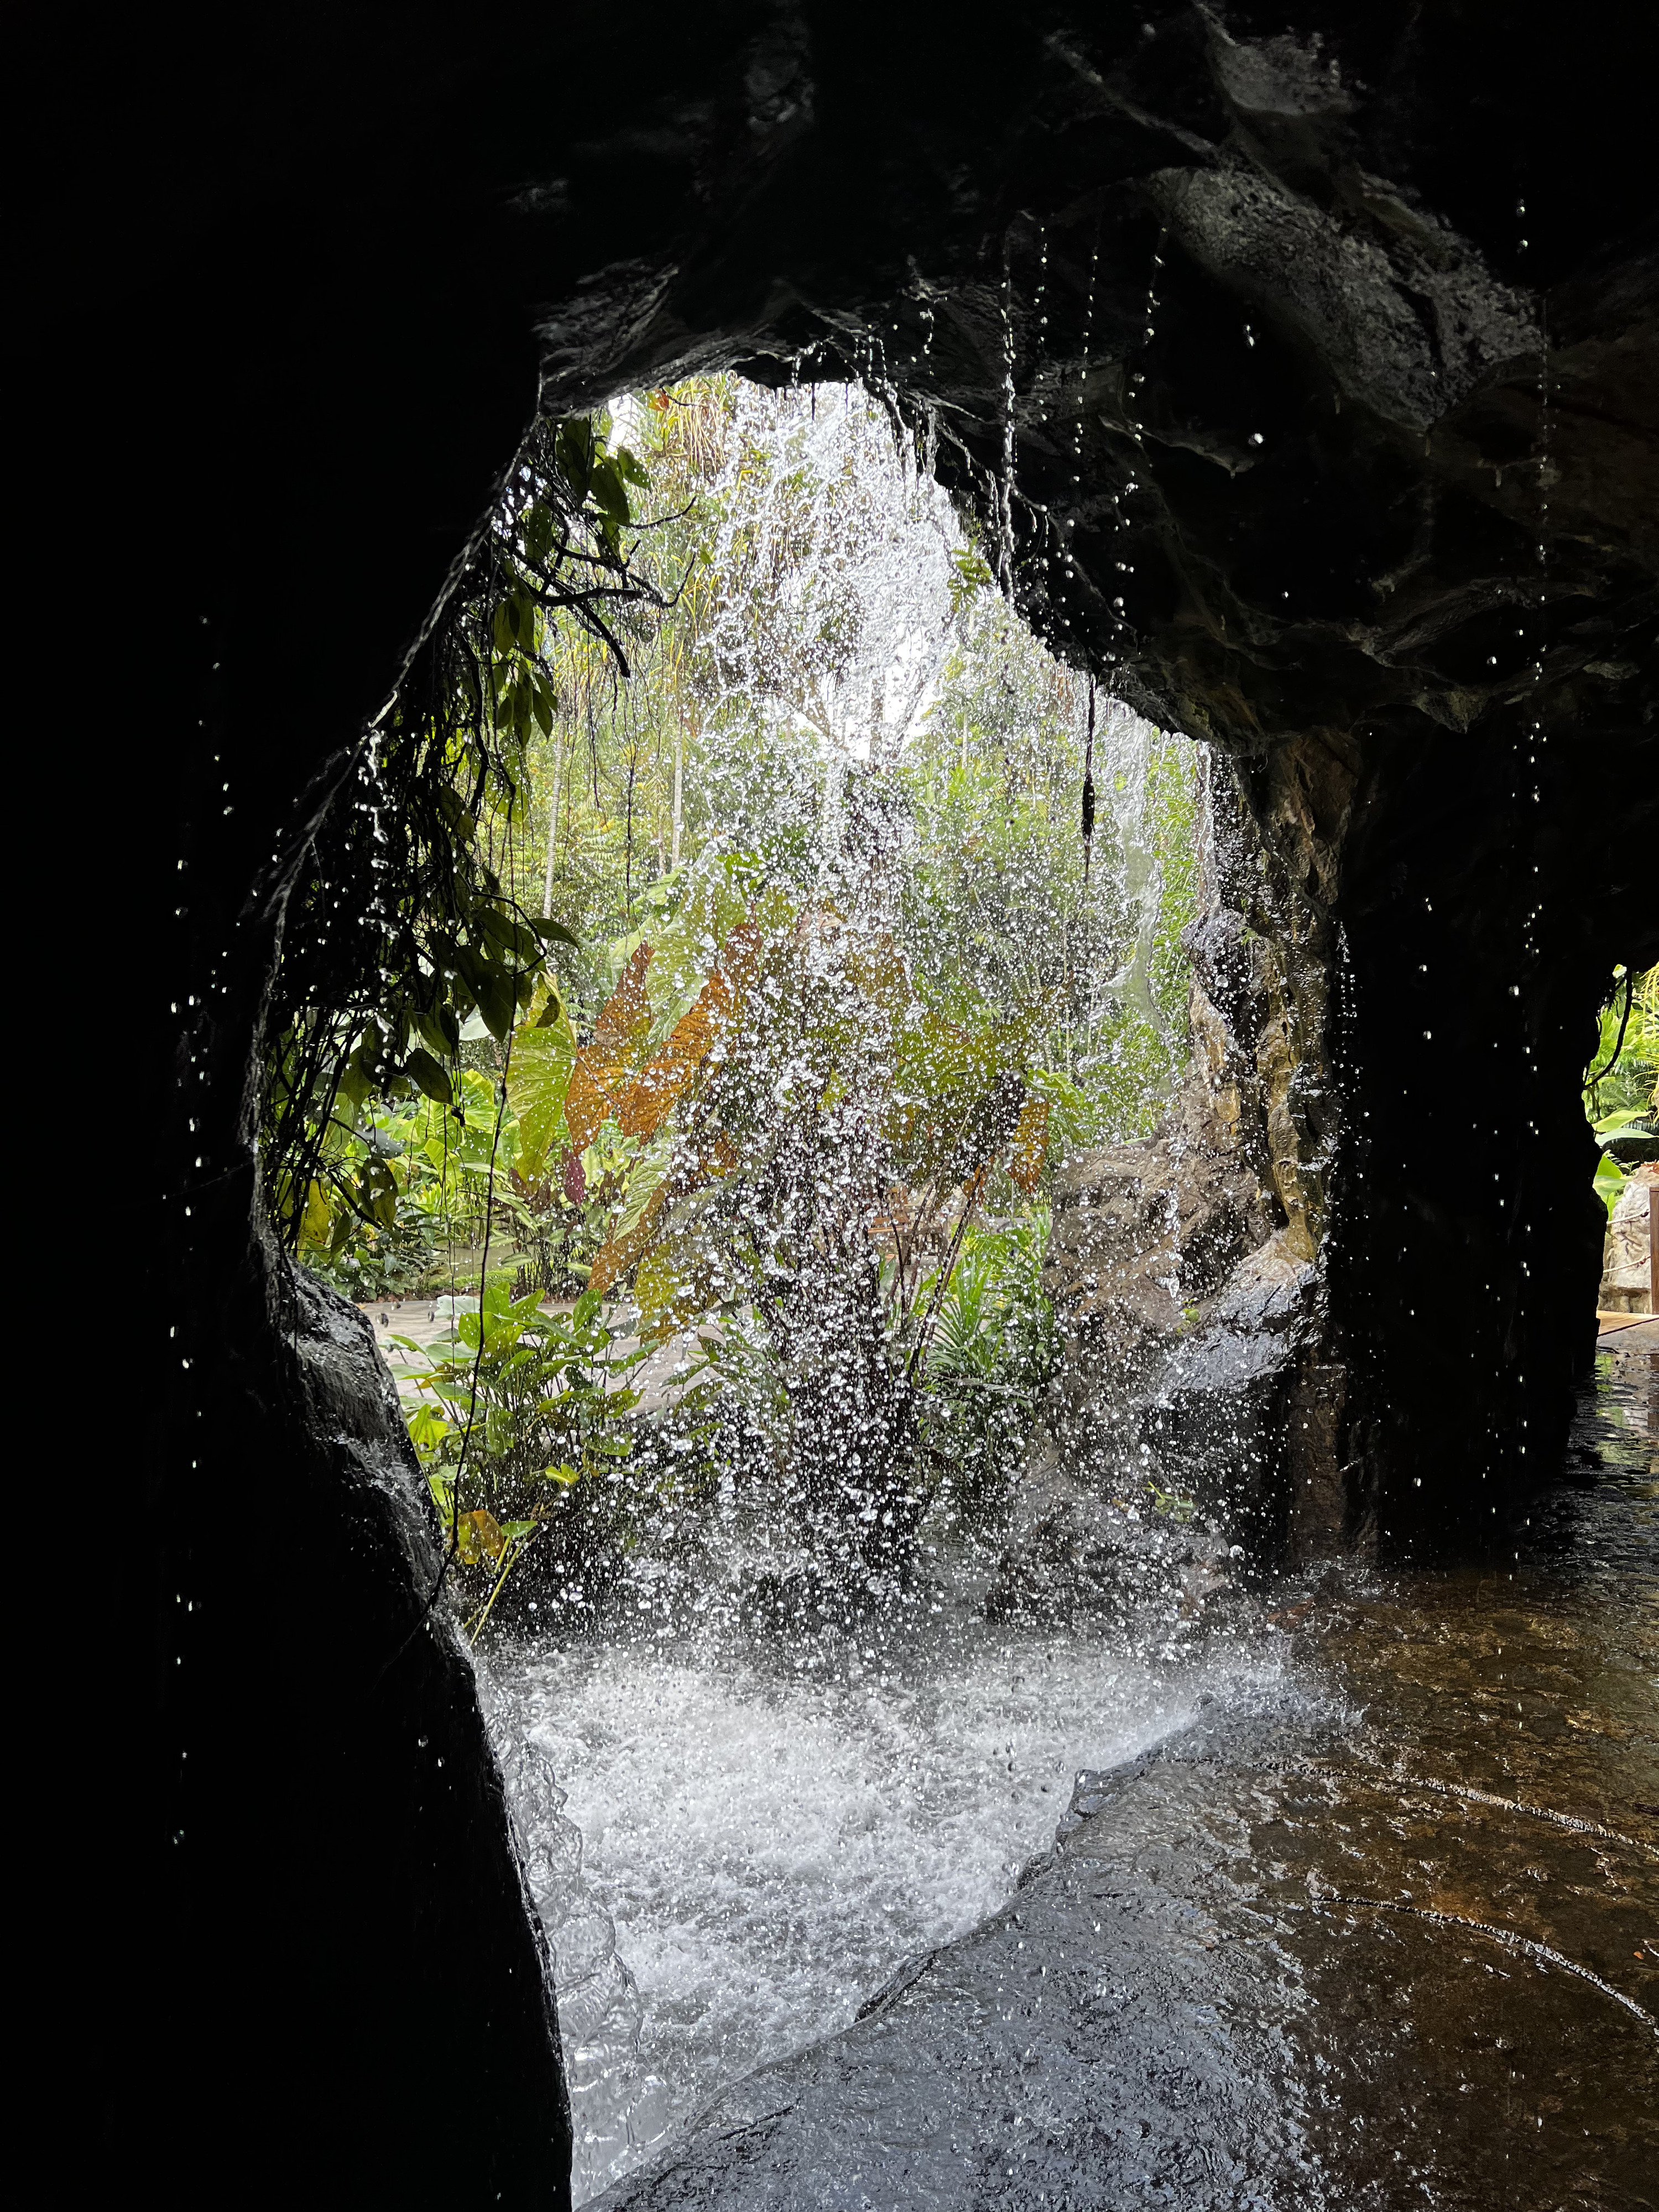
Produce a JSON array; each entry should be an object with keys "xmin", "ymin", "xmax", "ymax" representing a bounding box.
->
[
  {"xmin": 161, "ymin": 1245, "xmax": 573, "ymax": 2200},
  {"xmin": 593, "ymin": 1335, "xmax": 1658, "ymax": 2211},
  {"xmin": 1037, "ymin": 749, "xmax": 1343, "ymax": 1558},
  {"xmin": 1042, "ymin": 1117, "xmax": 1276, "ymax": 1414},
  {"xmin": 1601, "ymin": 1166, "xmax": 1655, "ymax": 1312},
  {"xmin": 984, "ymin": 1463, "xmax": 1242, "ymax": 1631}
]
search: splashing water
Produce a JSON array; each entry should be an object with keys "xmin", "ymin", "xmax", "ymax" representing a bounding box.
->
[
  {"xmin": 455, "ymin": 375, "xmax": 1225, "ymax": 2200},
  {"xmin": 486, "ymin": 1609, "xmax": 1280, "ymax": 2203}
]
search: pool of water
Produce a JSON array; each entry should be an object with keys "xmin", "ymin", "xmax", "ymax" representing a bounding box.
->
[
  {"xmin": 485, "ymin": 1584, "xmax": 1281, "ymax": 2200},
  {"xmin": 482, "ymin": 1327, "xmax": 1657, "ymax": 2208}
]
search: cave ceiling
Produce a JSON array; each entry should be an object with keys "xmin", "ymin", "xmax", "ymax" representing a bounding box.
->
[{"xmin": 500, "ymin": 3, "xmax": 1656, "ymax": 865}]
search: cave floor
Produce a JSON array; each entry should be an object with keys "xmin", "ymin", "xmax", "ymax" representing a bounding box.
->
[
  {"xmin": 592, "ymin": 1339, "xmax": 1657, "ymax": 2212},
  {"xmin": 1599, "ymin": 1314, "xmax": 1658, "ymax": 1344}
]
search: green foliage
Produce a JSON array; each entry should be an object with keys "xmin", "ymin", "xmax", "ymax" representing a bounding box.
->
[
  {"xmin": 282, "ymin": 373, "xmax": 1207, "ymax": 1618},
  {"xmin": 1585, "ymin": 964, "xmax": 1658, "ymax": 1124},
  {"xmin": 901, "ymin": 593, "xmax": 1196, "ymax": 1153},
  {"xmin": 1146, "ymin": 1480, "xmax": 1200, "ymax": 1525},
  {"xmin": 394, "ymin": 1279, "xmax": 651, "ymax": 1630},
  {"xmin": 392, "ymin": 838, "xmax": 1067, "ymax": 1588},
  {"xmin": 918, "ymin": 1217, "xmax": 1057, "ymax": 1518},
  {"xmin": 509, "ymin": 1009, "xmax": 578, "ymax": 1181},
  {"xmin": 267, "ymin": 410, "xmax": 660, "ymax": 1261},
  {"xmin": 1593, "ymin": 1149, "xmax": 1628, "ymax": 1223},
  {"xmin": 488, "ymin": 380, "xmax": 1198, "ymax": 1187},
  {"xmin": 295, "ymin": 1072, "xmax": 506, "ymax": 1296},
  {"xmin": 564, "ymin": 867, "xmax": 1055, "ymax": 1320},
  {"xmin": 1584, "ymin": 964, "xmax": 1657, "ymax": 1220}
]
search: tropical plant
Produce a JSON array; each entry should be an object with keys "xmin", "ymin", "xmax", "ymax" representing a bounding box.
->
[
  {"xmin": 1585, "ymin": 964, "xmax": 1657, "ymax": 1220},
  {"xmin": 268, "ymin": 410, "xmax": 661, "ymax": 1264},
  {"xmin": 488, "ymin": 822, "xmax": 1064, "ymax": 1593},
  {"xmin": 393, "ymin": 1279, "xmax": 651, "ymax": 1635},
  {"xmin": 287, "ymin": 372, "xmax": 1207, "ymax": 1625},
  {"xmin": 294, "ymin": 1068, "xmax": 518, "ymax": 1294},
  {"xmin": 1585, "ymin": 964, "xmax": 1658, "ymax": 1124},
  {"xmin": 1593, "ymin": 1147, "xmax": 1629, "ymax": 1225},
  {"xmin": 901, "ymin": 619, "xmax": 1196, "ymax": 1147},
  {"xmin": 917, "ymin": 1215, "xmax": 1057, "ymax": 1522},
  {"xmin": 492, "ymin": 376, "xmax": 1196, "ymax": 1168}
]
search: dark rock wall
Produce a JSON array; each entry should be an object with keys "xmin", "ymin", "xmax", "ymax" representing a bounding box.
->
[
  {"xmin": 197, "ymin": 1243, "xmax": 570, "ymax": 2197},
  {"xmin": 22, "ymin": 16, "xmax": 576, "ymax": 2197},
  {"xmin": 1036, "ymin": 748, "xmax": 1328, "ymax": 1542},
  {"xmin": 20, "ymin": 0, "xmax": 1655, "ymax": 2188}
]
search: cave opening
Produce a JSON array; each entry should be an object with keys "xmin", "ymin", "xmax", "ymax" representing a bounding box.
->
[
  {"xmin": 280, "ymin": 368, "xmax": 1272, "ymax": 2199},
  {"xmin": 246, "ymin": 351, "xmax": 1654, "ymax": 2204}
]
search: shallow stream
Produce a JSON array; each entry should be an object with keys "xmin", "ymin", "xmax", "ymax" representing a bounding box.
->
[{"xmin": 487, "ymin": 1604, "xmax": 1281, "ymax": 2199}]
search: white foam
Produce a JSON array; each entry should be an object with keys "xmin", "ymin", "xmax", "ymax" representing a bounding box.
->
[{"xmin": 503, "ymin": 1625, "xmax": 1275, "ymax": 2201}]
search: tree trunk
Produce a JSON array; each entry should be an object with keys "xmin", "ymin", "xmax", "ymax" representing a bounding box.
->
[
  {"xmin": 542, "ymin": 735, "xmax": 563, "ymax": 919},
  {"xmin": 671, "ymin": 716, "xmax": 685, "ymax": 871}
]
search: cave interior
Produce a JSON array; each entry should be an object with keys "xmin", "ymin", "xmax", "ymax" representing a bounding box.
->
[{"xmin": 22, "ymin": 3, "xmax": 1655, "ymax": 2198}]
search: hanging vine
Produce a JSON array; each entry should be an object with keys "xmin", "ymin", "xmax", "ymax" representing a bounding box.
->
[{"xmin": 263, "ymin": 411, "xmax": 670, "ymax": 1257}]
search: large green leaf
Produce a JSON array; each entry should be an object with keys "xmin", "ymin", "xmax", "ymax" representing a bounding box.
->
[
  {"xmin": 404, "ymin": 1048, "xmax": 453, "ymax": 1104},
  {"xmin": 413, "ymin": 1004, "xmax": 461, "ymax": 1057},
  {"xmin": 508, "ymin": 1013, "xmax": 577, "ymax": 1180},
  {"xmin": 1594, "ymin": 1151, "xmax": 1626, "ymax": 1222},
  {"xmin": 529, "ymin": 914, "xmax": 581, "ymax": 950},
  {"xmin": 1594, "ymin": 1109, "xmax": 1646, "ymax": 1135},
  {"xmin": 473, "ymin": 966, "xmax": 519, "ymax": 1043},
  {"xmin": 613, "ymin": 1129, "xmax": 674, "ymax": 1242}
]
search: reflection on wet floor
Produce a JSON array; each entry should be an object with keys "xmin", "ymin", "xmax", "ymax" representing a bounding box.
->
[
  {"xmin": 1307, "ymin": 1319, "xmax": 1655, "ymax": 1823},
  {"xmin": 1197, "ymin": 1323, "xmax": 1659, "ymax": 2206},
  {"xmin": 1227, "ymin": 1324, "xmax": 1657, "ymax": 2205}
]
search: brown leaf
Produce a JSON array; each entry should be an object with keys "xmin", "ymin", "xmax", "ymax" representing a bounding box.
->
[
  {"xmin": 455, "ymin": 1507, "xmax": 505, "ymax": 1567},
  {"xmin": 587, "ymin": 1182, "xmax": 671, "ymax": 1298},
  {"xmin": 615, "ymin": 924, "xmax": 761, "ymax": 1141},
  {"xmin": 563, "ymin": 1057, "xmax": 614, "ymax": 1155},
  {"xmin": 566, "ymin": 944, "xmax": 656, "ymax": 1151},
  {"xmin": 585, "ymin": 1123, "xmax": 743, "ymax": 1300},
  {"xmin": 704, "ymin": 1134, "xmax": 739, "ymax": 1178},
  {"xmin": 593, "ymin": 943, "xmax": 655, "ymax": 1062}
]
